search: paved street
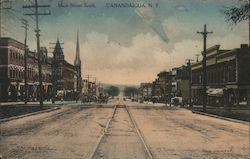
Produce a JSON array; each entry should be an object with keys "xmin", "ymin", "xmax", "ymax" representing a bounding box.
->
[{"xmin": 0, "ymin": 100, "xmax": 249, "ymax": 159}]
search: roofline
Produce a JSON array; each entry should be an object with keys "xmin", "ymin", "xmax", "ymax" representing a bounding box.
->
[{"xmin": 0, "ymin": 37, "xmax": 25, "ymax": 46}]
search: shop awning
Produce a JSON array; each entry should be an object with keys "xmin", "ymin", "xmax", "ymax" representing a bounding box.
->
[{"xmin": 207, "ymin": 88, "xmax": 224, "ymax": 97}]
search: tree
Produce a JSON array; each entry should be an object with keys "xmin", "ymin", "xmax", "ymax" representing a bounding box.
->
[
  {"xmin": 223, "ymin": 1, "xmax": 249, "ymax": 25},
  {"xmin": 123, "ymin": 87, "xmax": 139, "ymax": 97},
  {"xmin": 107, "ymin": 86, "xmax": 120, "ymax": 97}
]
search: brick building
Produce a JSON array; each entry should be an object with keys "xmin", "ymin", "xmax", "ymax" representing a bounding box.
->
[
  {"xmin": 192, "ymin": 44, "xmax": 250, "ymax": 106},
  {"xmin": 52, "ymin": 38, "xmax": 76, "ymax": 101},
  {"xmin": 140, "ymin": 83, "xmax": 152, "ymax": 101},
  {"xmin": 150, "ymin": 71, "xmax": 172, "ymax": 102},
  {"xmin": 175, "ymin": 65, "xmax": 190, "ymax": 104},
  {"xmin": 0, "ymin": 37, "xmax": 52, "ymax": 102}
]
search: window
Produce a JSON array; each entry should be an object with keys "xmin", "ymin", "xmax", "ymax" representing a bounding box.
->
[
  {"xmin": 13, "ymin": 70, "xmax": 16, "ymax": 78},
  {"xmin": 10, "ymin": 49, "xmax": 12, "ymax": 59},
  {"xmin": 28, "ymin": 68, "xmax": 30, "ymax": 78},
  {"xmin": 12, "ymin": 69, "xmax": 14, "ymax": 78},
  {"xmin": 30, "ymin": 68, "xmax": 32, "ymax": 78},
  {"xmin": 15, "ymin": 52, "xmax": 18, "ymax": 60},
  {"xmin": 228, "ymin": 64, "xmax": 236, "ymax": 82},
  {"xmin": 18, "ymin": 70, "xmax": 20, "ymax": 79},
  {"xmin": 20, "ymin": 54, "xmax": 23, "ymax": 64},
  {"xmin": 9, "ymin": 69, "xmax": 12, "ymax": 78}
]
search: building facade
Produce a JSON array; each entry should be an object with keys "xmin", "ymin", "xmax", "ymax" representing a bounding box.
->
[
  {"xmin": 140, "ymin": 83, "xmax": 152, "ymax": 101},
  {"xmin": 52, "ymin": 38, "xmax": 75, "ymax": 101},
  {"xmin": 0, "ymin": 37, "xmax": 52, "ymax": 102},
  {"xmin": 175, "ymin": 65, "xmax": 190, "ymax": 104},
  {"xmin": 150, "ymin": 71, "xmax": 173, "ymax": 102},
  {"xmin": 192, "ymin": 44, "xmax": 250, "ymax": 106}
]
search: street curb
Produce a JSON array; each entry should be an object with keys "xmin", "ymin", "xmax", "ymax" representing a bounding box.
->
[
  {"xmin": 0, "ymin": 106, "xmax": 60, "ymax": 123},
  {"xmin": 192, "ymin": 110, "xmax": 249, "ymax": 125}
]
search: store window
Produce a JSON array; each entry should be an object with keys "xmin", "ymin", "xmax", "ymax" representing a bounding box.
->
[
  {"xmin": 10, "ymin": 49, "xmax": 12, "ymax": 59},
  {"xmin": 9, "ymin": 69, "xmax": 12, "ymax": 78}
]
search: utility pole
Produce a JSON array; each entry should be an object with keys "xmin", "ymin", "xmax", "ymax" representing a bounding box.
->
[
  {"xmin": 164, "ymin": 73, "xmax": 167, "ymax": 105},
  {"xmin": 169, "ymin": 72, "xmax": 172, "ymax": 107},
  {"xmin": 0, "ymin": 0, "xmax": 11, "ymax": 37},
  {"xmin": 0, "ymin": 0, "xmax": 2, "ymax": 37},
  {"xmin": 87, "ymin": 75, "xmax": 90, "ymax": 95},
  {"xmin": 197, "ymin": 24, "xmax": 213, "ymax": 112},
  {"xmin": 22, "ymin": 18, "xmax": 28, "ymax": 104},
  {"xmin": 94, "ymin": 77, "xmax": 97, "ymax": 97},
  {"xmin": 23, "ymin": 0, "xmax": 50, "ymax": 107},
  {"xmin": 52, "ymin": 55, "xmax": 57, "ymax": 104},
  {"xmin": 195, "ymin": 54, "xmax": 200, "ymax": 62},
  {"xmin": 85, "ymin": 74, "xmax": 91, "ymax": 99},
  {"xmin": 98, "ymin": 81, "xmax": 101, "ymax": 99},
  {"xmin": 186, "ymin": 59, "xmax": 193, "ymax": 108}
]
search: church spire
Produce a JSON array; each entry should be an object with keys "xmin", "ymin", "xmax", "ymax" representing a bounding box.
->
[
  {"xmin": 53, "ymin": 38, "xmax": 63, "ymax": 55},
  {"xmin": 74, "ymin": 30, "xmax": 82, "ymax": 94},
  {"xmin": 74, "ymin": 30, "xmax": 81, "ymax": 66}
]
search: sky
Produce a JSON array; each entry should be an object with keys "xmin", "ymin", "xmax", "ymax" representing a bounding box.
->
[{"xmin": 3, "ymin": 0, "xmax": 249, "ymax": 85}]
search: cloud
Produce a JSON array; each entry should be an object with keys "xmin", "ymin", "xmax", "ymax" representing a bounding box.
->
[
  {"xmin": 62, "ymin": 18, "xmax": 247, "ymax": 85},
  {"xmin": 62, "ymin": 32, "xmax": 205, "ymax": 85},
  {"xmin": 175, "ymin": 5, "xmax": 189, "ymax": 12},
  {"xmin": 63, "ymin": 32, "xmax": 171, "ymax": 85},
  {"xmin": 135, "ymin": 7, "xmax": 170, "ymax": 43}
]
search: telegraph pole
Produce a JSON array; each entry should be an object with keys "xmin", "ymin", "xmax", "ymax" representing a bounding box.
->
[
  {"xmin": 52, "ymin": 55, "xmax": 57, "ymax": 104},
  {"xmin": 86, "ymin": 75, "xmax": 91, "ymax": 95},
  {"xmin": 22, "ymin": 18, "xmax": 28, "ymax": 104},
  {"xmin": 85, "ymin": 74, "xmax": 92, "ymax": 100},
  {"xmin": 23, "ymin": 0, "xmax": 50, "ymax": 107},
  {"xmin": 0, "ymin": 0, "xmax": 2, "ymax": 37},
  {"xmin": 186, "ymin": 59, "xmax": 193, "ymax": 108},
  {"xmin": 195, "ymin": 54, "xmax": 200, "ymax": 62},
  {"xmin": 94, "ymin": 77, "xmax": 97, "ymax": 97},
  {"xmin": 169, "ymin": 72, "xmax": 172, "ymax": 107},
  {"xmin": 197, "ymin": 24, "xmax": 213, "ymax": 112}
]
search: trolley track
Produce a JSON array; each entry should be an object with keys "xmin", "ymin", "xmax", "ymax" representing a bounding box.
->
[{"xmin": 88, "ymin": 103, "xmax": 154, "ymax": 159}]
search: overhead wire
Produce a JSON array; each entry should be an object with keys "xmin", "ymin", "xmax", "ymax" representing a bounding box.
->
[{"xmin": 2, "ymin": 0, "xmax": 52, "ymax": 51}]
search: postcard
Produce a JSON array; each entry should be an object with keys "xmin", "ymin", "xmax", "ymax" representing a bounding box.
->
[{"xmin": 0, "ymin": 0, "xmax": 249, "ymax": 159}]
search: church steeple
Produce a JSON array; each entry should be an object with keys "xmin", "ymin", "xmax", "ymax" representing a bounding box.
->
[
  {"xmin": 74, "ymin": 30, "xmax": 82, "ymax": 94},
  {"xmin": 53, "ymin": 38, "xmax": 63, "ymax": 55},
  {"xmin": 74, "ymin": 30, "xmax": 81, "ymax": 66}
]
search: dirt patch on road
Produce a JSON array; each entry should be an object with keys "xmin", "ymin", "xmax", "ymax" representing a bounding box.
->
[
  {"xmin": 129, "ymin": 107, "xmax": 249, "ymax": 159},
  {"xmin": 93, "ymin": 107, "xmax": 148, "ymax": 159}
]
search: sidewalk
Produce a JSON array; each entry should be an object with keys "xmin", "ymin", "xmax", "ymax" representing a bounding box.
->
[
  {"xmin": 191, "ymin": 105, "xmax": 250, "ymax": 122},
  {"xmin": 0, "ymin": 100, "xmax": 82, "ymax": 106},
  {"xmin": 192, "ymin": 110, "xmax": 249, "ymax": 125}
]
